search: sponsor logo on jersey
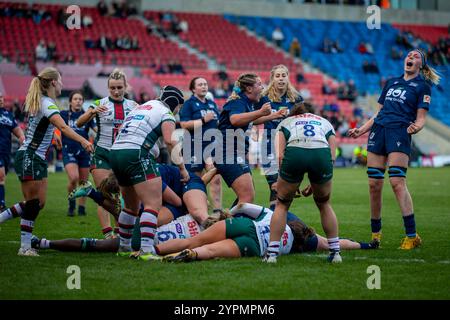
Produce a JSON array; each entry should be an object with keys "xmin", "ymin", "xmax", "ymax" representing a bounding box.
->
[
  {"xmin": 187, "ymin": 221, "xmax": 199, "ymax": 237},
  {"xmin": 309, "ymin": 120, "xmax": 321, "ymax": 126},
  {"xmin": 48, "ymin": 105, "xmax": 59, "ymax": 110},
  {"xmin": 423, "ymin": 95, "xmax": 431, "ymax": 103},
  {"xmin": 409, "ymin": 82, "xmax": 418, "ymax": 87},
  {"xmin": 397, "ymin": 141, "xmax": 401, "ymax": 147},
  {"xmin": 295, "ymin": 120, "xmax": 308, "ymax": 125},
  {"xmin": 137, "ymin": 105, "xmax": 153, "ymax": 110},
  {"xmin": 175, "ymin": 223, "xmax": 182, "ymax": 234}
]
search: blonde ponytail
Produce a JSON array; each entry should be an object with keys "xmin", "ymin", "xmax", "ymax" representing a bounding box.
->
[
  {"xmin": 226, "ymin": 73, "xmax": 259, "ymax": 102},
  {"xmin": 422, "ymin": 64, "xmax": 441, "ymax": 85},
  {"xmin": 25, "ymin": 67, "xmax": 60, "ymax": 115}
]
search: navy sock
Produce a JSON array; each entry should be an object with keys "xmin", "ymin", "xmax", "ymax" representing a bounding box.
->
[
  {"xmin": 403, "ymin": 214, "xmax": 416, "ymax": 238},
  {"xmin": 371, "ymin": 218, "xmax": 382, "ymax": 233},
  {"xmin": 68, "ymin": 199, "xmax": 76, "ymax": 211},
  {"xmin": 0, "ymin": 185, "xmax": 5, "ymax": 208},
  {"xmin": 88, "ymin": 189, "xmax": 105, "ymax": 206},
  {"xmin": 78, "ymin": 205, "xmax": 85, "ymax": 215}
]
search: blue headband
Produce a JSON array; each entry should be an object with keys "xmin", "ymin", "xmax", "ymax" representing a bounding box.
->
[{"xmin": 415, "ymin": 49, "xmax": 427, "ymax": 68}]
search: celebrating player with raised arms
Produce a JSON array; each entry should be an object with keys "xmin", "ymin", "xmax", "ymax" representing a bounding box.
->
[
  {"xmin": 76, "ymin": 69, "xmax": 138, "ymax": 239},
  {"xmin": 348, "ymin": 49, "xmax": 440, "ymax": 249}
]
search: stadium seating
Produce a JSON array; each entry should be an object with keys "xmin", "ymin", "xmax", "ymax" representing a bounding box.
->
[
  {"xmin": 225, "ymin": 15, "xmax": 450, "ymax": 126},
  {"xmin": 0, "ymin": 2, "xmax": 207, "ymax": 69}
]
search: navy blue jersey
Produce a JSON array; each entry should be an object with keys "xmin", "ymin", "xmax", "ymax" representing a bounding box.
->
[
  {"xmin": 0, "ymin": 108, "xmax": 18, "ymax": 155},
  {"xmin": 180, "ymin": 96, "xmax": 219, "ymax": 146},
  {"xmin": 255, "ymin": 94, "xmax": 302, "ymax": 131},
  {"xmin": 60, "ymin": 110, "xmax": 95, "ymax": 150},
  {"xmin": 218, "ymin": 93, "xmax": 255, "ymax": 158},
  {"xmin": 159, "ymin": 164, "xmax": 183, "ymax": 196},
  {"xmin": 375, "ymin": 74, "xmax": 431, "ymax": 128}
]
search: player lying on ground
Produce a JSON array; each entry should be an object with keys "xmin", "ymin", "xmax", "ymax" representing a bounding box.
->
[
  {"xmin": 69, "ymin": 165, "xmax": 217, "ymax": 226},
  {"xmin": 30, "ymin": 211, "xmax": 231, "ymax": 253},
  {"xmin": 157, "ymin": 202, "xmax": 379, "ymax": 262}
]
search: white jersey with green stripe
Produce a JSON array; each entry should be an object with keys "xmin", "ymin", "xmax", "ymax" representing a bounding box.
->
[
  {"xmin": 254, "ymin": 209, "xmax": 294, "ymax": 257},
  {"xmin": 90, "ymin": 97, "xmax": 138, "ymax": 150},
  {"xmin": 155, "ymin": 214, "xmax": 203, "ymax": 244},
  {"xmin": 277, "ymin": 113, "xmax": 335, "ymax": 149},
  {"xmin": 111, "ymin": 100, "xmax": 176, "ymax": 158},
  {"xmin": 19, "ymin": 96, "xmax": 60, "ymax": 159}
]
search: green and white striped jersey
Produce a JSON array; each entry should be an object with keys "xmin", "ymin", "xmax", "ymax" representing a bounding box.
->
[
  {"xmin": 111, "ymin": 100, "xmax": 176, "ymax": 158},
  {"xmin": 19, "ymin": 96, "xmax": 60, "ymax": 159}
]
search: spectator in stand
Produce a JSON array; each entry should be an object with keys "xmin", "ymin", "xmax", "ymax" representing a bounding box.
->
[
  {"xmin": 47, "ymin": 42, "xmax": 57, "ymax": 61},
  {"xmin": 337, "ymin": 82, "xmax": 348, "ymax": 100},
  {"xmin": 131, "ymin": 37, "xmax": 139, "ymax": 50},
  {"xmin": 98, "ymin": 34, "xmax": 113, "ymax": 53},
  {"xmin": 179, "ymin": 20, "xmax": 189, "ymax": 33},
  {"xmin": 322, "ymin": 80, "xmax": 335, "ymax": 95},
  {"xmin": 35, "ymin": 40, "xmax": 48, "ymax": 62},
  {"xmin": 84, "ymin": 36, "xmax": 95, "ymax": 49},
  {"xmin": 338, "ymin": 115, "xmax": 349, "ymax": 137},
  {"xmin": 155, "ymin": 59, "xmax": 168, "ymax": 74},
  {"xmin": 211, "ymin": 82, "xmax": 228, "ymax": 99},
  {"xmin": 358, "ymin": 41, "xmax": 368, "ymax": 54},
  {"xmin": 323, "ymin": 37, "xmax": 333, "ymax": 53},
  {"xmin": 369, "ymin": 61, "xmax": 379, "ymax": 73},
  {"xmin": 272, "ymin": 27, "xmax": 285, "ymax": 48},
  {"xmin": 97, "ymin": 0, "xmax": 108, "ymax": 16},
  {"xmin": 215, "ymin": 67, "xmax": 229, "ymax": 82},
  {"xmin": 168, "ymin": 60, "xmax": 186, "ymax": 75},
  {"xmin": 82, "ymin": 14, "xmax": 93, "ymax": 28},
  {"xmin": 295, "ymin": 64, "xmax": 306, "ymax": 83},
  {"xmin": 127, "ymin": 3, "xmax": 138, "ymax": 16},
  {"xmin": 289, "ymin": 37, "xmax": 301, "ymax": 58},
  {"xmin": 347, "ymin": 79, "xmax": 358, "ymax": 101}
]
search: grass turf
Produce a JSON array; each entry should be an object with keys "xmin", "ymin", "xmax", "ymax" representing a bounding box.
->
[{"xmin": 0, "ymin": 167, "xmax": 449, "ymax": 299}]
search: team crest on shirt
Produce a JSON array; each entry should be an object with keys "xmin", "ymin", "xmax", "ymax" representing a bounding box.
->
[
  {"xmin": 397, "ymin": 141, "xmax": 401, "ymax": 147},
  {"xmin": 423, "ymin": 95, "xmax": 431, "ymax": 103}
]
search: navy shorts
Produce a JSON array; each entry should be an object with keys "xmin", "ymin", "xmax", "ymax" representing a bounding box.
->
[
  {"xmin": 215, "ymin": 163, "xmax": 251, "ymax": 187},
  {"xmin": 0, "ymin": 154, "xmax": 10, "ymax": 174},
  {"xmin": 367, "ymin": 123, "xmax": 412, "ymax": 157},
  {"xmin": 62, "ymin": 147, "xmax": 91, "ymax": 168},
  {"xmin": 182, "ymin": 173, "xmax": 207, "ymax": 195},
  {"xmin": 163, "ymin": 203, "xmax": 187, "ymax": 220}
]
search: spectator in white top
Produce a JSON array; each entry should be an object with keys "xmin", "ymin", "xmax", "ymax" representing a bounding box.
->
[
  {"xmin": 35, "ymin": 40, "xmax": 48, "ymax": 62},
  {"xmin": 272, "ymin": 27, "xmax": 284, "ymax": 48}
]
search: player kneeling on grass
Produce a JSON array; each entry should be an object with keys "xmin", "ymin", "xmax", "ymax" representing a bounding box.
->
[{"xmin": 157, "ymin": 203, "xmax": 378, "ymax": 263}]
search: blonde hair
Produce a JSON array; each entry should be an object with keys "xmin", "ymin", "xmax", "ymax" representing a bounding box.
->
[
  {"xmin": 422, "ymin": 64, "xmax": 441, "ymax": 85},
  {"xmin": 25, "ymin": 67, "xmax": 60, "ymax": 115},
  {"xmin": 108, "ymin": 68, "xmax": 128, "ymax": 89},
  {"xmin": 227, "ymin": 73, "xmax": 259, "ymax": 102},
  {"xmin": 263, "ymin": 64, "xmax": 299, "ymax": 103}
]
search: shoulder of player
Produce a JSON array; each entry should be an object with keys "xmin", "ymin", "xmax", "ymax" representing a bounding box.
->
[{"xmin": 41, "ymin": 96, "xmax": 59, "ymax": 110}]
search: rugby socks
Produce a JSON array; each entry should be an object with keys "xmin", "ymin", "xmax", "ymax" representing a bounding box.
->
[
  {"xmin": 20, "ymin": 219, "xmax": 34, "ymax": 250},
  {"xmin": 371, "ymin": 218, "xmax": 382, "ymax": 233},
  {"xmin": 78, "ymin": 205, "xmax": 86, "ymax": 216},
  {"xmin": 267, "ymin": 241, "xmax": 280, "ymax": 257},
  {"xmin": 0, "ymin": 185, "xmax": 5, "ymax": 208},
  {"xmin": 87, "ymin": 189, "xmax": 105, "ymax": 206},
  {"xmin": 118, "ymin": 210, "xmax": 136, "ymax": 249},
  {"xmin": 39, "ymin": 238, "xmax": 50, "ymax": 249},
  {"xmin": 403, "ymin": 214, "xmax": 416, "ymax": 238},
  {"xmin": 69, "ymin": 199, "xmax": 76, "ymax": 210},
  {"xmin": 327, "ymin": 237, "xmax": 341, "ymax": 254},
  {"xmin": 102, "ymin": 227, "xmax": 114, "ymax": 238},
  {"xmin": 0, "ymin": 202, "xmax": 24, "ymax": 223},
  {"xmin": 140, "ymin": 209, "xmax": 158, "ymax": 253}
]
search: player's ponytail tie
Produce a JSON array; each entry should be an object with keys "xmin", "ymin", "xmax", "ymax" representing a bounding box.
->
[{"xmin": 232, "ymin": 86, "xmax": 241, "ymax": 94}]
